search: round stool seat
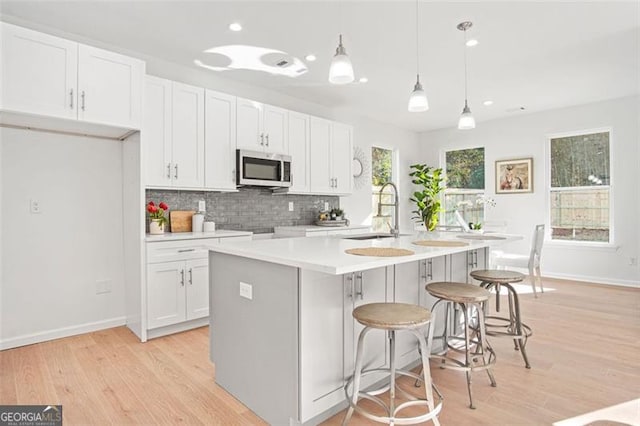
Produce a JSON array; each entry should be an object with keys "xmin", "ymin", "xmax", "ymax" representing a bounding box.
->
[
  {"xmin": 426, "ymin": 281, "xmax": 491, "ymax": 304},
  {"xmin": 353, "ymin": 303, "xmax": 431, "ymax": 330},
  {"xmin": 470, "ymin": 269, "xmax": 525, "ymax": 283}
]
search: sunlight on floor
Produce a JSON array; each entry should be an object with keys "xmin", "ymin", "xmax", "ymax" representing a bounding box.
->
[
  {"xmin": 553, "ymin": 398, "xmax": 640, "ymax": 425},
  {"xmin": 486, "ymin": 283, "xmax": 556, "ymax": 295}
]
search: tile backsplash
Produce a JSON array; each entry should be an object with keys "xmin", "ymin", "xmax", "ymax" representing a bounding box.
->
[{"xmin": 146, "ymin": 188, "xmax": 339, "ymax": 234}]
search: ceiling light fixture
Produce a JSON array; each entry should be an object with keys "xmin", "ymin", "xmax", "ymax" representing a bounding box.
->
[
  {"xmin": 457, "ymin": 21, "xmax": 476, "ymax": 130},
  {"xmin": 329, "ymin": 34, "xmax": 354, "ymax": 84},
  {"xmin": 483, "ymin": 100, "xmax": 493, "ymax": 106},
  {"xmin": 466, "ymin": 39, "xmax": 479, "ymax": 47},
  {"xmin": 408, "ymin": 0, "xmax": 429, "ymax": 112},
  {"xmin": 229, "ymin": 23, "xmax": 242, "ymax": 32},
  {"xmin": 305, "ymin": 54, "xmax": 317, "ymax": 62},
  {"xmin": 359, "ymin": 77, "xmax": 368, "ymax": 83}
]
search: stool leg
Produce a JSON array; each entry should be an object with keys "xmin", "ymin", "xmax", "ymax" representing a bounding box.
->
[
  {"xmin": 461, "ymin": 303, "xmax": 476, "ymax": 409},
  {"xmin": 505, "ymin": 284, "xmax": 531, "ymax": 369},
  {"xmin": 412, "ymin": 323, "xmax": 441, "ymax": 426},
  {"xmin": 536, "ymin": 266, "xmax": 544, "ymax": 294},
  {"xmin": 529, "ymin": 264, "xmax": 538, "ymax": 298},
  {"xmin": 343, "ymin": 327, "xmax": 372, "ymax": 426},
  {"xmin": 507, "ymin": 290, "xmax": 519, "ymax": 351},
  {"xmin": 389, "ymin": 330, "xmax": 396, "ymax": 422},
  {"xmin": 476, "ymin": 304, "xmax": 497, "ymax": 387}
]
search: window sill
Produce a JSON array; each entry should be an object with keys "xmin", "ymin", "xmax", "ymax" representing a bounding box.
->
[{"xmin": 545, "ymin": 240, "xmax": 619, "ymax": 252}]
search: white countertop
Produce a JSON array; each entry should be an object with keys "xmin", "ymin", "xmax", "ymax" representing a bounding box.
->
[
  {"xmin": 146, "ymin": 230, "xmax": 253, "ymax": 242},
  {"xmin": 208, "ymin": 231, "xmax": 522, "ymax": 275},
  {"xmin": 274, "ymin": 224, "xmax": 370, "ymax": 232}
]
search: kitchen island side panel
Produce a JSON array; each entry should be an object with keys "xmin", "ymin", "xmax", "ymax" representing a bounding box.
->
[{"xmin": 209, "ymin": 252, "xmax": 299, "ymax": 425}]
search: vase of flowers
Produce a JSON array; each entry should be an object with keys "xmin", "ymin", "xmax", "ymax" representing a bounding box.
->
[{"xmin": 147, "ymin": 201, "xmax": 169, "ymax": 235}]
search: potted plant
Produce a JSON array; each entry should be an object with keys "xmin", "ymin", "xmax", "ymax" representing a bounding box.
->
[
  {"xmin": 147, "ymin": 201, "xmax": 169, "ymax": 234},
  {"xmin": 409, "ymin": 164, "xmax": 444, "ymax": 231},
  {"xmin": 330, "ymin": 207, "xmax": 344, "ymax": 220}
]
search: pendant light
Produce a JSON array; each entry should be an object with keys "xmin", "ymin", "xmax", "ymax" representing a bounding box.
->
[
  {"xmin": 457, "ymin": 21, "xmax": 475, "ymax": 130},
  {"xmin": 329, "ymin": 34, "xmax": 355, "ymax": 84},
  {"xmin": 408, "ymin": 0, "xmax": 429, "ymax": 112}
]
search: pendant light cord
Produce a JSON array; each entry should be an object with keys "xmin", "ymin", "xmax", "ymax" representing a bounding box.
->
[
  {"xmin": 415, "ymin": 0, "xmax": 420, "ymax": 77},
  {"xmin": 463, "ymin": 28, "xmax": 468, "ymax": 102}
]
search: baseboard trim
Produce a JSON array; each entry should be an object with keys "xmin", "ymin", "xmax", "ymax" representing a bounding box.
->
[
  {"xmin": 0, "ymin": 316, "xmax": 127, "ymax": 351},
  {"xmin": 543, "ymin": 272, "xmax": 639, "ymax": 288}
]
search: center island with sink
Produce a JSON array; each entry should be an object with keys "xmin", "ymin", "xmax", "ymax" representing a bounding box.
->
[{"xmin": 207, "ymin": 231, "xmax": 520, "ymax": 425}]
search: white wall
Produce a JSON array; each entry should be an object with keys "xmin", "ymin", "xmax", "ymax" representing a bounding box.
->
[
  {"xmin": 1, "ymin": 128, "xmax": 126, "ymax": 348},
  {"xmin": 420, "ymin": 96, "xmax": 640, "ymax": 286}
]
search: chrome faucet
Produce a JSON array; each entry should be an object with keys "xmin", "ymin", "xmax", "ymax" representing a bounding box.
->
[{"xmin": 376, "ymin": 182, "xmax": 400, "ymax": 237}]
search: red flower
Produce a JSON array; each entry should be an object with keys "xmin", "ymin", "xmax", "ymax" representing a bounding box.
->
[
  {"xmin": 147, "ymin": 204, "xmax": 158, "ymax": 213},
  {"xmin": 159, "ymin": 202, "xmax": 169, "ymax": 211},
  {"xmin": 148, "ymin": 201, "xmax": 155, "ymax": 207}
]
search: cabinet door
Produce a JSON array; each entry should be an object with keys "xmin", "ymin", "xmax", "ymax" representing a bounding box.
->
[
  {"xmin": 449, "ymin": 251, "xmax": 470, "ymax": 283},
  {"xmin": 392, "ymin": 263, "xmax": 422, "ymax": 367},
  {"xmin": 288, "ymin": 112, "xmax": 310, "ymax": 193},
  {"xmin": 236, "ymin": 98, "xmax": 263, "ymax": 150},
  {"xmin": 147, "ymin": 261, "xmax": 186, "ymax": 329},
  {"xmin": 143, "ymin": 76, "xmax": 172, "ymax": 187},
  {"xmin": 299, "ymin": 270, "xmax": 345, "ymax": 422},
  {"xmin": 263, "ymin": 104, "xmax": 288, "ymax": 153},
  {"xmin": 468, "ymin": 247, "xmax": 488, "ymax": 284},
  {"xmin": 331, "ymin": 123, "xmax": 353, "ymax": 195},
  {"xmin": 419, "ymin": 257, "xmax": 447, "ymax": 352},
  {"xmin": 309, "ymin": 117, "xmax": 333, "ymax": 193},
  {"xmin": 185, "ymin": 258, "xmax": 209, "ymax": 320},
  {"xmin": 77, "ymin": 44, "xmax": 143, "ymax": 128},
  {"xmin": 1, "ymin": 22, "xmax": 78, "ymax": 120},
  {"xmin": 204, "ymin": 89, "xmax": 237, "ymax": 190},
  {"xmin": 345, "ymin": 268, "xmax": 388, "ymax": 387},
  {"xmin": 171, "ymin": 82, "xmax": 205, "ymax": 188}
]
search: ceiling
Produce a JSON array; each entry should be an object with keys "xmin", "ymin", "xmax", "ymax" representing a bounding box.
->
[{"xmin": 1, "ymin": 1, "xmax": 638, "ymax": 132}]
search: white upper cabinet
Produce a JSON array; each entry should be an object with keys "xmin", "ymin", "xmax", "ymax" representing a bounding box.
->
[
  {"xmin": 288, "ymin": 112, "xmax": 310, "ymax": 193},
  {"xmin": 204, "ymin": 89, "xmax": 237, "ymax": 190},
  {"xmin": 171, "ymin": 81, "xmax": 205, "ymax": 188},
  {"xmin": 309, "ymin": 117, "xmax": 333, "ymax": 194},
  {"xmin": 144, "ymin": 77, "xmax": 204, "ymax": 189},
  {"xmin": 1, "ymin": 22, "xmax": 78, "ymax": 120},
  {"xmin": 77, "ymin": 45, "xmax": 144, "ymax": 129},
  {"xmin": 236, "ymin": 97, "xmax": 288, "ymax": 153},
  {"xmin": 0, "ymin": 22, "xmax": 144, "ymax": 130},
  {"xmin": 309, "ymin": 117, "xmax": 353, "ymax": 195},
  {"xmin": 143, "ymin": 76, "xmax": 173, "ymax": 187}
]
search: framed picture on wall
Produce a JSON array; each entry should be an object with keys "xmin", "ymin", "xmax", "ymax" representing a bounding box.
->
[{"xmin": 495, "ymin": 158, "xmax": 533, "ymax": 193}]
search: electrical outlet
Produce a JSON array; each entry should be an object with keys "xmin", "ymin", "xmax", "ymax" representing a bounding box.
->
[
  {"xmin": 239, "ymin": 282, "xmax": 253, "ymax": 300},
  {"xmin": 288, "ymin": 201, "xmax": 294, "ymax": 212},
  {"xmin": 30, "ymin": 199, "xmax": 41, "ymax": 214},
  {"xmin": 198, "ymin": 200, "xmax": 206, "ymax": 212},
  {"xmin": 96, "ymin": 279, "xmax": 112, "ymax": 295}
]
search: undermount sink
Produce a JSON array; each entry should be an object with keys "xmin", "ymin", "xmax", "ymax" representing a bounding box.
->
[{"xmin": 343, "ymin": 233, "xmax": 409, "ymax": 240}]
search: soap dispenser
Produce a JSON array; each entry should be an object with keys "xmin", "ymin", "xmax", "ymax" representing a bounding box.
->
[{"xmin": 192, "ymin": 211, "xmax": 205, "ymax": 233}]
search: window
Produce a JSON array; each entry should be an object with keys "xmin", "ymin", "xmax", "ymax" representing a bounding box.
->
[
  {"xmin": 549, "ymin": 130, "xmax": 611, "ymax": 243},
  {"xmin": 371, "ymin": 146, "xmax": 395, "ymax": 232},
  {"xmin": 443, "ymin": 147, "xmax": 485, "ymax": 227}
]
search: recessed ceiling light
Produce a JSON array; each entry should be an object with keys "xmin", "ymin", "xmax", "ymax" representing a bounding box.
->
[
  {"xmin": 466, "ymin": 39, "xmax": 479, "ymax": 47},
  {"xmin": 229, "ymin": 23, "xmax": 242, "ymax": 32},
  {"xmin": 359, "ymin": 77, "xmax": 368, "ymax": 83},
  {"xmin": 483, "ymin": 100, "xmax": 493, "ymax": 106},
  {"xmin": 305, "ymin": 54, "xmax": 316, "ymax": 62}
]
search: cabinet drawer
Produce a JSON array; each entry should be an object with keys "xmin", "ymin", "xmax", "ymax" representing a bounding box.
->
[{"xmin": 146, "ymin": 239, "xmax": 212, "ymax": 263}]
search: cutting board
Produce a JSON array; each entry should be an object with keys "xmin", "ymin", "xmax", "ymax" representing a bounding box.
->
[{"xmin": 170, "ymin": 210, "xmax": 195, "ymax": 233}]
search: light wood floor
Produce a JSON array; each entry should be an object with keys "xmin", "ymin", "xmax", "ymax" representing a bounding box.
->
[{"xmin": 1, "ymin": 278, "xmax": 638, "ymax": 425}]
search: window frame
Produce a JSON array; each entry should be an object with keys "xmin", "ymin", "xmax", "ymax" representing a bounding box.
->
[
  {"xmin": 440, "ymin": 146, "xmax": 486, "ymax": 227},
  {"xmin": 371, "ymin": 145, "xmax": 399, "ymax": 231},
  {"xmin": 545, "ymin": 127, "xmax": 615, "ymax": 247}
]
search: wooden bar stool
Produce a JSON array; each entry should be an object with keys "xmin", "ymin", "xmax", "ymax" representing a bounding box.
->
[
  {"xmin": 470, "ymin": 269, "xmax": 533, "ymax": 369},
  {"xmin": 425, "ymin": 282, "xmax": 496, "ymax": 409},
  {"xmin": 342, "ymin": 303, "xmax": 443, "ymax": 425}
]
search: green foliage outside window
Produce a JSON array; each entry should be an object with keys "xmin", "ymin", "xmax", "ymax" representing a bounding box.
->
[
  {"xmin": 372, "ymin": 147, "xmax": 393, "ymax": 186},
  {"xmin": 445, "ymin": 147, "xmax": 485, "ymax": 189}
]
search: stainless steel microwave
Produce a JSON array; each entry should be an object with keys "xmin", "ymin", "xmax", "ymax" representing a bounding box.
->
[{"xmin": 236, "ymin": 150, "xmax": 292, "ymax": 188}]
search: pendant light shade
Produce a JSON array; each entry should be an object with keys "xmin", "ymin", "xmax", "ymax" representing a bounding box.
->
[
  {"xmin": 457, "ymin": 21, "xmax": 475, "ymax": 130},
  {"xmin": 458, "ymin": 100, "xmax": 476, "ymax": 129},
  {"xmin": 408, "ymin": 0, "xmax": 428, "ymax": 112},
  {"xmin": 329, "ymin": 34, "xmax": 354, "ymax": 84},
  {"xmin": 408, "ymin": 75, "xmax": 429, "ymax": 112}
]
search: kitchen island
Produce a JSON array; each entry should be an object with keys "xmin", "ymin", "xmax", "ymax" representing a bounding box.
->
[{"xmin": 208, "ymin": 232, "xmax": 520, "ymax": 425}]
